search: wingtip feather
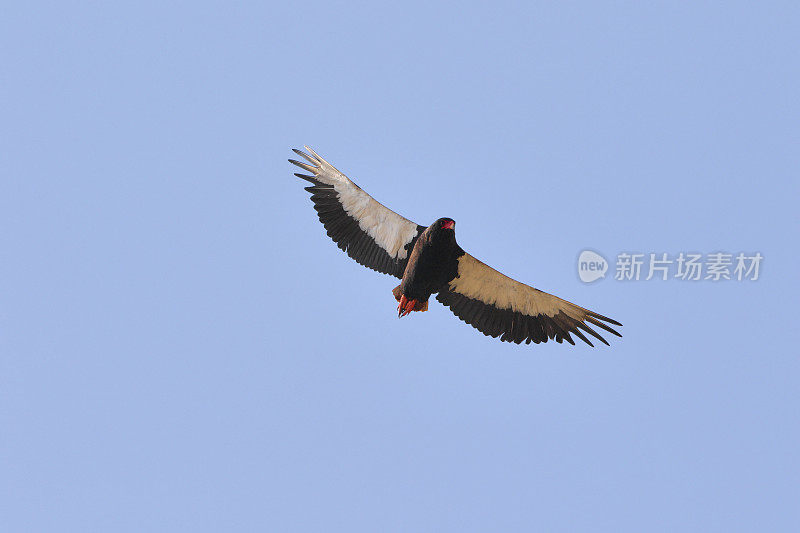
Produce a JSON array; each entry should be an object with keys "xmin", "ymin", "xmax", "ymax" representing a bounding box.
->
[{"xmin": 292, "ymin": 148, "xmax": 318, "ymax": 164}]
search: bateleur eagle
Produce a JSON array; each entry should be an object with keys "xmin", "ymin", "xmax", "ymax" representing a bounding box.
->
[{"xmin": 290, "ymin": 146, "xmax": 622, "ymax": 346}]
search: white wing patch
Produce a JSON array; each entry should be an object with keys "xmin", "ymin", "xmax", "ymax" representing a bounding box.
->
[
  {"xmin": 449, "ymin": 253, "xmax": 586, "ymax": 319},
  {"xmin": 302, "ymin": 147, "xmax": 418, "ymax": 260},
  {"xmin": 337, "ymin": 185, "xmax": 418, "ymax": 260}
]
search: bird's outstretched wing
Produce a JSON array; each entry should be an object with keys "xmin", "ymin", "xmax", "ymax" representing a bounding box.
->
[
  {"xmin": 290, "ymin": 147, "xmax": 426, "ymax": 278},
  {"xmin": 436, "ymin": 252, "xmax": 622, "ymax": 346}
]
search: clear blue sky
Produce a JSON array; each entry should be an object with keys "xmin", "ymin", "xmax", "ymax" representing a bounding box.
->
[{"xmin": 2, "ymin": 2, "xmax": 799, "ymax": 531}]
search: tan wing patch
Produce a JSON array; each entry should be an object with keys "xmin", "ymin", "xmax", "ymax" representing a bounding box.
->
[{"xmin": 448, "ymin": 253, "xmax": 586, "ymax": 319}]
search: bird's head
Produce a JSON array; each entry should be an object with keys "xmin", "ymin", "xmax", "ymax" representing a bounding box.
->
[
  {"xmin": 430, "ymin": 217, "xmax": 457, "ymax": 244},
  {"xmin": 438, "ymin": 218, "xmax": 455, "ymax": 230}
]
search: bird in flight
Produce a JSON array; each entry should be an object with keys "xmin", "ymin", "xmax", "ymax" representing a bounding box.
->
[{"xmin": 290, "ymin": 147, "xmax": 622, "ymax": 346}]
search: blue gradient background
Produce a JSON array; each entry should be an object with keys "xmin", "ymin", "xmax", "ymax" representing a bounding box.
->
[{"xmin": 2, "ymin": 2, "xmax": 798, "ymax": 531}]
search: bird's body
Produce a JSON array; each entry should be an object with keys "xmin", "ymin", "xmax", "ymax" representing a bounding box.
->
[
  {"xmin": 393, "ymin": 219, "xmax": 461, "ymax": 316},
  {"xmin": 290, "ymin": 146, "xmax": 622, "ymax": 346}
]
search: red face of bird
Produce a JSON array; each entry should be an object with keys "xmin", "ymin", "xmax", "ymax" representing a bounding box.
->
[{"xmin": 440, "ymin": 218, "xmax": 455, "ymax": 230}]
